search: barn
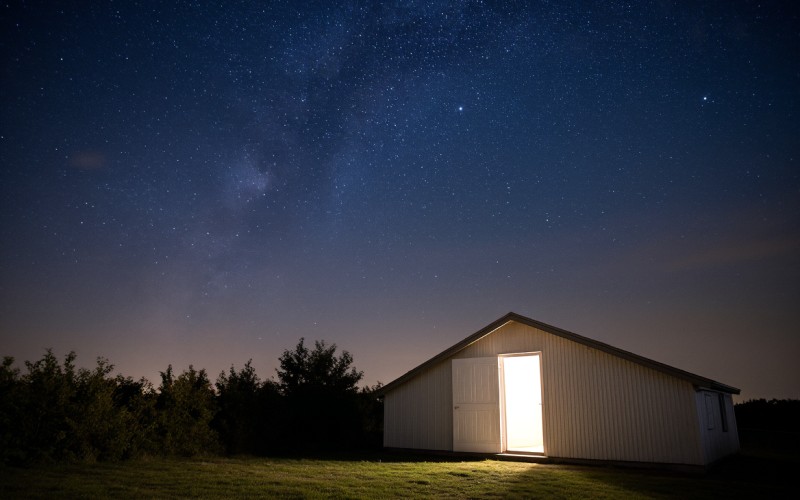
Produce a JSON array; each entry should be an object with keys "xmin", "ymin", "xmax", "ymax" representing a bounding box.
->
[{"xmin": 380, "ymin": 312, "xmax": 740, "ymax": 467}]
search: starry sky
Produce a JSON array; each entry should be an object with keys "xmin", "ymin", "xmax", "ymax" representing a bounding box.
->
[{"xmin": 1, "ymin": 1, "xmax": 798, "ymax": 400}]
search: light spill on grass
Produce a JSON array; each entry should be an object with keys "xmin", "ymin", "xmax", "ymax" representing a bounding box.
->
[{"xmin": 0, "ymin": 454, "xmax": 788, "ymax": 499}]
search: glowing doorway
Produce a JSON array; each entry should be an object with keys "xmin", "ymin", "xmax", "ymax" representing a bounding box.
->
[{"xmin": 502, "ymin": 354, "xmax": 544, "ymax": 454}]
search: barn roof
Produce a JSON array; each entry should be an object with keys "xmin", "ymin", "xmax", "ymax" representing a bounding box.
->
[{"xmin": 379, "ymin": 312, "xmax": 740, "ymax": 395}]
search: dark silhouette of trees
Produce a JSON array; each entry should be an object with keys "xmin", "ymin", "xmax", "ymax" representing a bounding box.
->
[
  {"xmin": 0, "ymin": 356, "xmax": 21, "ymax": 464},
  {"xmin": 275, "ymin": 338, "xmax": 368, "ymax": 451},
  {"xmin": 0, "ymin": 340, "xmax": 382, "ymax": 464},
  {"xmin": 276, "ymin": 338, "xmax": 363, "ymax": 396},
  {"xmin": 155, "ymin": 365, "xmax": 220, "ymax": 456},
  {"xmin": 111, "ymin": 375, "xmax": 158, "ymax": 457},
  {"xmin": 0, "ymin": 351, "xmax": 152, "ymax": 464},
  {"xmin": 213, "ymin": 360, "xmax": 282, "ymax": 455},
  {"xmin": 735, "ymin": 399, "xmax": 800, "ymax": 454},
  {"xmin": 15, "ymin": 350, "xmax": 78, "ymax": 462},
  {"xmin": 67, "ymin": 356, "xmax": 134, "ymax": 461},
  {"xmin": 352, "ymin": 382, "xmax": 385, "ymax": 450},
  {"xmin": 735, "ymin": 399, "xmax": 800, "ymax": 431}
]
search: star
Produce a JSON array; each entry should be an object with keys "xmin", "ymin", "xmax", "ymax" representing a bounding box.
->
[{"xmin": 0, "ymin": 0, "xmax": 796, "ymax": 401}]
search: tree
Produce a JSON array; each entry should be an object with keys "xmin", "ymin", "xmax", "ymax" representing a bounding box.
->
[
  {"xmin": 214, "ymin": 360, "xmax": 274, "ymax": 455},
  {"xmin": 156, "ymin": 365, "xmax": 220, "ymax": 456},
  {"xmin": 68, "ymin": 356, "xmax": 133, "ymax": 461},
  {"xmin": 356, "ymin": 382, "xmax": 385, "ymax": 449},
  {"xmin": 1, "ymin": 350, "xmax": 143, "ymax": 464},
  {"xmin": 276, "ymin": 338, "xmax": 363, "ymax": 397},
  {"xmin": 0, "ymin": 356, "xmax": 21, "ymax": 464},
  {"xmin": 275, "ymin": 339, "xmax": 365, "ymax": 451},
  {"xmin": 16, "ymin": 350, "xmax": 78, "ymax": 463},
  {"xmin": 112, "ymin": 374, "xmax": 158, "ymax": 458},
  {"xmin": 735, "ymin": 399, "xmax": 800, "ymax": 431},
  {"xmin": 0, "ymin": 344, "xmax": 382, "ymax": 462}
]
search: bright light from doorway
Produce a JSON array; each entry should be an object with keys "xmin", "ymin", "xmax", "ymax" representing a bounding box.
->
[{"xmin": 503, "ymin": 355, "xmax": 544, "ymax": 453}]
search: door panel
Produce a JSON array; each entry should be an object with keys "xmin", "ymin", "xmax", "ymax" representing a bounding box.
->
[{"xmin": 452, "ymin": 357, "xmax": 502, "ymax": 453}]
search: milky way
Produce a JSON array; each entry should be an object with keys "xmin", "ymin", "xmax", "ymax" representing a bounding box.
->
[{"xmin": 1, "ymin": 1, "xmax": 798, "ymax": 399}]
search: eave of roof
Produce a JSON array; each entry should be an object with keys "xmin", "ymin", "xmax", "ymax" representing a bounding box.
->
[{"xmin": 377, "ymin": 311, "xmax": 740, "ymax": 396}]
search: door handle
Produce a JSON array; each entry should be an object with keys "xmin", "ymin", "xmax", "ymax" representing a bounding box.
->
[{"xmin": 454, "ymin": 406, "xmax": 460, "ymax": 410}]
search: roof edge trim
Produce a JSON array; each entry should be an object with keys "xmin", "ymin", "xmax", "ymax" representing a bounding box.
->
[{"xmin": 377, "ymin": 312, "xmax": 740, "ymax": 396}]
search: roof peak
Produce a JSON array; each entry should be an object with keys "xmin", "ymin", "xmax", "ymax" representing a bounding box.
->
[{"xmin": 379, "ymin": 312, "xmax": 739, "ymax": 395}]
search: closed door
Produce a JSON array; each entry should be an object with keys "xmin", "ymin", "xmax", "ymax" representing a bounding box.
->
[{"xmin": 452, "ymin": 357, "xmax": 502, "ymax": 453}]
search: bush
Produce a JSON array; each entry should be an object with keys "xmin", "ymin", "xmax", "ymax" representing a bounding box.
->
[
  {"xmin": 1, "ymin": 341, "xmax": 382, "ymax": 463},
  {"xmin": 735, "ymin": 399, "xmax": 800, "ymax": 432},
  {"xmin": 0, "ymin": 351, "xmax": 148, "ymax": 464},
  {"xmin": 275, "ymin": 338, "xmax": 372, "ymax": 451},
  {"xmin": 155, "ymin": 365, "xmax": 221, "ymax": 456}
]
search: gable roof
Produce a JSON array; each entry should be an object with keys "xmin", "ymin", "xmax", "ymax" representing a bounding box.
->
[{"xmin": 379, "ymin": 312, "xmax": 740, "ymax": 395}]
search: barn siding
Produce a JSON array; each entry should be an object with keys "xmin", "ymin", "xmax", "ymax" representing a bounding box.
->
[
  {"xmin": 384, "ymin": 320, "xmax": 707, "ymax": 465},
  {"xmin": 694, "ymin": 390, "xmax": 740, "ymax": 464},
  {"xmin": 384, "ymin": 357, "xmax": 452, "ymax": 451}
]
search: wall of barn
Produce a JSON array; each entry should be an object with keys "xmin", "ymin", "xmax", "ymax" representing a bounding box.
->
[
  {"xmin": 384, "ymin": 320, "xmax": 709, "ymax": 465},
  {"xmin": 383, "ymin": 355, "xmax": 454, "ymax": 451},
  {"xmin": 695, "ymin": 390, "xmax": 740, "ymax": 464}
]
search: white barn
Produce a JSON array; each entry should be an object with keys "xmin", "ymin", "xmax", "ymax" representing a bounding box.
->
[{"xmin": 380, "ymin": 312, "xmax": 740, "ymax": 467}]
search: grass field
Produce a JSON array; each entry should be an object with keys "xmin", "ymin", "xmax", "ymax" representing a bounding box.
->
[{"xmin": 2, "ymin": 437, "xmax": 795, "ymax": 499}]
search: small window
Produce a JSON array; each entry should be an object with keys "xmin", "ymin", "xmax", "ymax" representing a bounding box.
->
[
  {"xmin": 704, "ymin": 393, "xmax": 715, "ymax": 430},
  {"xmin": 718, "ymin": 393, "xmax": 729, "ymax": 432}
]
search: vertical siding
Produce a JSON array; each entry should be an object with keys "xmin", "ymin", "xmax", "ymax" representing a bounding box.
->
[
  {"xmin": 384, "ymin": 358, "xmax": 452, "ymax": 450},
  {"xmin": 384, "ymin": 321, "xmax": 710, "ymax": 465},
  {"xmin": 694, "ymin": 390, "xmax": 741, "ymax": 463}
]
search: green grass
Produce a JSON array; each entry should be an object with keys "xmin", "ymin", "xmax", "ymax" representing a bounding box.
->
[
  {"xmin": 4, "ymin": 429, "xmax": 797, "ymax": 500},
  {"xmin": 1, "ymin": 448, "xmax": 793, "ymax": 500}
]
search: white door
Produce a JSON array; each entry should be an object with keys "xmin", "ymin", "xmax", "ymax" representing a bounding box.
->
[{"xmin": 452, "ymin": 357, "xmax": 502, "ymax": 453}]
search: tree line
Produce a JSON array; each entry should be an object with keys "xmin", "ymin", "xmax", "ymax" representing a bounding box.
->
[
  {"xmin": 0, "ymin": 339, "xmax": 382, "ymax": 465},
  {"xmin": 734, "ymin": 398, "xmax": 800, "ymax": 432}
]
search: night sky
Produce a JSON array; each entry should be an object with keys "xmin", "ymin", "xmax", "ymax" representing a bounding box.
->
[{"xmin": 2, "ymin": 1, "xmax": 798, "ymax": 400}]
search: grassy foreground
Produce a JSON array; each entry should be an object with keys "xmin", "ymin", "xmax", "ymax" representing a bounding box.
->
[{"xmin": 0, "ymin": 449, "xmax": 793, "ymax": 499}]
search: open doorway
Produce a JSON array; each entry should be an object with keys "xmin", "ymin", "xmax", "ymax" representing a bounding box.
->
[{"xmin": 502, "ymin": 354, "xmax": 544, "ymax": 454}]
